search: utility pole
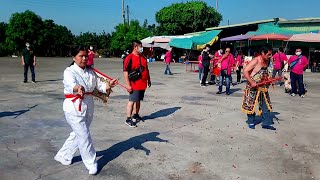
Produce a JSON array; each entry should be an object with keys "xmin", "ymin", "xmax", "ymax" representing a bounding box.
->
[
  {"xmin": 216, "ymin": 0, "xmax": 219, "ymax": 12},
  {"xmin": 122, "ymin": 0, "xmax": 125, "ymax": 24},
  {"xmin": 127, "ymin": 5, "xmax": 130, "ymax": 26}
]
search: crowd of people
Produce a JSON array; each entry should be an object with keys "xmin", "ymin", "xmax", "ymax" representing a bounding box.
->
[
  {"xmin": 197, "ymin": 46, "xmax": 244, "ymax": 94},
  {"xmin": 196, "ymin": 46, "xmax": 309, "ymax": 98}
]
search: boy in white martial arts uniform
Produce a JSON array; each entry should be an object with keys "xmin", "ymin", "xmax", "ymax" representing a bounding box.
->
[{"xmin": 54, "ymin": 46, "xmax": 118, "ymax": 175}]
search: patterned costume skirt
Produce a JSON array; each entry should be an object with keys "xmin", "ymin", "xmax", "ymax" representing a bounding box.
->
[{"xmin": 242, "ymin": 86, "xmax": 272, "ymax": 115}]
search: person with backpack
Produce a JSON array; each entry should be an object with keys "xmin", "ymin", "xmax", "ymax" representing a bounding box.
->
[
  {"xmin": 272, "ymin": 47, "xmax": 287, "ymax": 86},
  {"xmin": 123, "ymin": 40, "xmax": 151, "ymax": 127},
  {"xmin": 288, "ymin": 48, "xmax": 308, "ymax": 98}
]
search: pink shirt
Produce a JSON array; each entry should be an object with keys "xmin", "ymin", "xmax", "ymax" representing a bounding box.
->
[
  {"xmin": 214, "ymin": 51, "xmax": 222, "ymax": 59},
  {"xmin": 236, "ymin": 55, "xmax": 244, "ymax": 66},
  {"xmin": 165, "ymin": 51, "xmax": 172, "ymax": 64},
  {"xmin": 198, "ymin": 55, "xmax": 203, "ymax": 68},
  {"xmin": 214, "ymin": 51, "xmax": 222, "ymax": 66},
  {"xmin": 220, "ymin": 54, "xmax": 235, "ymax": 74},
  {"xmin": 288, "ymin": 55, "xmax": 308, "ymax": 75},
  {"xmin": 272, "ymin": 52, "xmax": 288, "ymax": 70},
  {"xmin": 87, "ymin": 50, "xmax": 95, "ymax": 66}
]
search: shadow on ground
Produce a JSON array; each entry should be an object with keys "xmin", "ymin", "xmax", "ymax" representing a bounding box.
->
[
  {"xmin": 228, "ymin": 88, "xmax": 242, "ymax": 94},
  {"xmin": 142, "ymin": 107, "xmax": 181, "ymax": 121},
  {"xmin": 246, "ymin": 111, "xmax": 282, "ymax": 125},
  {"xmin": 36, "ymin": 79, "xmax": 63, "ymax": 83},
  {"xmin": 0, "ymin": 105, "xmax": 38, "ymax": 118},
  {"xmin": 72, "ymin": 132, "xmax": 168, "ymax": 174}
]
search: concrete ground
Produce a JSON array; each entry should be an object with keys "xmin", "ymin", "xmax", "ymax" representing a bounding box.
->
[{"xmin": 0, "ymin": 57, "xmax": 319, "ymax": 180}]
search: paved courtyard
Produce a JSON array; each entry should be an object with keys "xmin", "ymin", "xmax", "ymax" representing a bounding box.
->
[{"xmin": 0, "ymin": 57, "xmax": 319, "ymax": 180}]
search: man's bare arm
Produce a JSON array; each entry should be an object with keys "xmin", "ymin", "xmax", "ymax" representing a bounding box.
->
[
  {"xmin": 243, "ymin": 58, "xmax": 258, "ymax": 87},
  {"xmin": 21, "ymin": 56, "xmax": 24, "ymax": 65}
]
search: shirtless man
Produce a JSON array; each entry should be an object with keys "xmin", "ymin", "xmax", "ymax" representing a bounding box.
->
[{"xmin": 242, "ymin": 47, "xmax": 276, "ymax": 130}]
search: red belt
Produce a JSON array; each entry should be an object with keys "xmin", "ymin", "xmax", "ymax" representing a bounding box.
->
[{"xmin": 65, "ymin": 92, "xmax": 92, "ymax": 111}]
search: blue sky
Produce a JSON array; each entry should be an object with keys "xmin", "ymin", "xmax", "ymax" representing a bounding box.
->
[{"xmin": 1, "ymin": 0, "xmax": 319, "ymax": 35}]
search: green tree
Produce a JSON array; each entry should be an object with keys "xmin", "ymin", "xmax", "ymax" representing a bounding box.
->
[
  {"xmin": 98, "ymin": 31, "xmax": 111, "ymax": 50},
  {"xmin": 38, "ymin": 19, "xmax": 56, "ymax": 56},
  {"xmin": 0, "ymin": 22, "xmax": 8, "ymax": 56},
  {"xmin": 74, "ymin": 32, "xmax": 99, "ymax": 48},
  {"xmin": 52, "ymin": 25, "xmax": 74, "ymax": 56},
  {"xmin": 0, "ymin": 22, "xmax": 7, "ymax": 43},
  {"xmin": 96, "ymin": 31, "xmax": 112, "ymax": 56},
  {"xmin": 155, "ymin": 1, "xmax": 222, "ymax": 35},
  {"xmin": 111, "ymin": 20, "xmax": 151, "ymax": 53},
  {"xmin": 5, "ymin": 10, "xmax": 43, "ymax": 53},
  {"xmin": 143, "ymin": 19, "xmax": 159, "ymax": 36},
  {"xmin": 73, "ymin": 31, "xmax": 112, "ymax": 57}
]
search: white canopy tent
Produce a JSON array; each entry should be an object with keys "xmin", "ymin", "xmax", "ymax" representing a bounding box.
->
[{"xmin": 141, "ymin": 35, "xmax": 192, "ymax": 50}]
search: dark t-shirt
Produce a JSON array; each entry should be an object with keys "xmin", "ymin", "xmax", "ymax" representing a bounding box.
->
[
  {"xmin": 202, "ymin": 51, "xmax": 210, "ymax": 67},
  {"xmin": 22, "ymin": 48, "xmax": 35, "ymax": 64}
]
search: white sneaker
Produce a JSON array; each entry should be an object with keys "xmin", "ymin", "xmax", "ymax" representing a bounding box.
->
[
  {"xmin": 206, "ymin": 81, "xmax": 209, "ymax": 84},
  {"xmin": 88, "ymin": 166, "xmax": 98, "ymax": 175},
  {"xmin": 54, "ymin": 155, "xmax": 72, "ymax": 166},
  {"xmin": 300, "ymin": 94, "xmax": 305, "ymax": 98},
  {"xmin": 290, "ymin": 93, "xmax": 296, "ymax": 97},
  {"xmin": 199, "ymin": 80, "xmax": 202, "ymax": 83}
]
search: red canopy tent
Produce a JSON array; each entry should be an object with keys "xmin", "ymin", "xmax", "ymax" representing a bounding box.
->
[{"xmin": 250, "ymin": 34, "xmax": 292, "ymax": 42}]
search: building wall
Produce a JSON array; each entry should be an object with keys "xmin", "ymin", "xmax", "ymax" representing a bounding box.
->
[{"xmin": 279, "ymin": 23, "xmax": 320, "ymax": 32}]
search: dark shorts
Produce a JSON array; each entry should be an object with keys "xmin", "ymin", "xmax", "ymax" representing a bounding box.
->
[{"xmin": 129, "ymin": 90, "xmax": 145, "ymax": 102}]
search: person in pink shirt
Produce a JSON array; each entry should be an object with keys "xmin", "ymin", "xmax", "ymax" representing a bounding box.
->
[
  {"xmin": 216, "ymin": 47, "xmax": 235, "ymax": 95},
  {"xmin": 235, "ymin": 50, "xmax": 244, "ymax": 84},
  {"xmin": 288, "ymin": 48, "xmax": 308, "ymax": 98},
  {"xmin": 198, "ymin": 51, "xmax": 203, "ymax": 82},
  {"xmin": 87, "ymin": 46, "xmax": 95, "ymax": 67},
  {"xmin": 214, "ymin": 49, "xmax": 223, "ymax": 60},
  {"xmin": 272, "ymin": 47, "xmax": 288, "ymax": 85},
  {"xmin": 164, "ymin": 49, "xmax": 175, "ymax": 75},
  {"xmin": 210, "ymin": 49, "xmax": 223, "ymax": 84}
]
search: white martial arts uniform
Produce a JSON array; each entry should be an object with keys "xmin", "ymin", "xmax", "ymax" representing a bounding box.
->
[{"xmin": 56, "ymin": 63, "xmax": 108, "ymax": 170}]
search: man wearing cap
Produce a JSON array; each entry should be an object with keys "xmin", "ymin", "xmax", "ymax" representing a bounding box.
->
[{"xmin": 21, "ymin": 42, "xmax": 36, "ymax": 83}]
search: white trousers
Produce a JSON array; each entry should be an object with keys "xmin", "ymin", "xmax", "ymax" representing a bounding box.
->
[{"xmin": 56, "ymin": 111, "xmax": 97, "ymax": 170}]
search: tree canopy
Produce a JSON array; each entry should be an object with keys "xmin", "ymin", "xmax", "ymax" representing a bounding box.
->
[
  {"xmin": 1, "ymin": 10, "xmax": 112, "ymax": 56},
  {"xmin": 111, "ymin": 20, "xmax": 151, "ymax": 53},
  {"xmin": 0, "ymin": 22, "xmax": 8, "ymax": 56},
  {"xmin": 5, "ymin": 10, "xmax": 43, "ymax": 53},
  {"xmin": 155, "ymin": 1, "xmax": 222, "ymax": 35}
]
